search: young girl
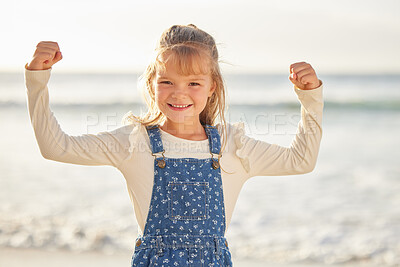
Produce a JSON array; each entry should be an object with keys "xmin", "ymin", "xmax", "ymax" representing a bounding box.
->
[{"xmin": 25, "ymin": 24, "xmax": 323, "ymax": 266}]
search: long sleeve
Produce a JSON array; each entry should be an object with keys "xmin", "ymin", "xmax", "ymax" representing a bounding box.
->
[
  {"xmin": 25, "ymin": 66, "xmax": 133, "ymax": 168},
  {"xmin": 234, "ymin": 80, "xmax": 324, "ymax": 178}
]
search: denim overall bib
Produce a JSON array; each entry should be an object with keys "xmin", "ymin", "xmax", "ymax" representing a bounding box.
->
[{"xmin": 131, "ymin": 124, "xmax": 233, "ymax": 266}]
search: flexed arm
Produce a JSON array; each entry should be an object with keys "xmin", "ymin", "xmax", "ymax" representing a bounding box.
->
[
  {"xmin": 25, "ymin": 42, "xmax": 133, "ymax": 168},
  {"xmin": 237, "ymin": 62, "xmax": 323, "ymax": 178}
]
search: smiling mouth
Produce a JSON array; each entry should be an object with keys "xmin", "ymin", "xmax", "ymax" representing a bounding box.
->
[{"xmin": 168, "ymin": 103, "xmax": 193, "ymax": 110}]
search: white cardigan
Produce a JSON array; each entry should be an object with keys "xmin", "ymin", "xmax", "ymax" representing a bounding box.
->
[{"xmin": 25, "ymin": 67, "xmax": 324, "ymax": 236}]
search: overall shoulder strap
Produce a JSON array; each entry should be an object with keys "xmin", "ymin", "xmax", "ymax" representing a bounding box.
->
[
  {"xmin": 145, "ymin": 125, "xmax": 164, "ymax": 154},
  {"xmin": 204, "ymin": 125, "xmax": 221, "ymax": 155}
]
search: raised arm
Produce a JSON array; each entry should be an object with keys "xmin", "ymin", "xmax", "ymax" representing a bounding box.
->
[
  {"xmin": 25, "ymin": 42, "xmax": 133, "ymax": 168},
  {"xmin": 236, "ymin": 62, "xmax": 324, "ymax": 178}
]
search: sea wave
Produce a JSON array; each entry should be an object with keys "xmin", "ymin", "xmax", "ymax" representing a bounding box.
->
[{"xmin": 1, "ymin": 214, "xmax": 399, "ymax": 265}]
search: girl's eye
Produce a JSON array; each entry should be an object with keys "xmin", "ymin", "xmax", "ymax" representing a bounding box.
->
[{"xmin": 159, "ymin": 81, "xmax": 200, "ymax": 86}]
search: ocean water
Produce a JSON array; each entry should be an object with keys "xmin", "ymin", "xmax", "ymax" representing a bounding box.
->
[{"xmin": 0, "ymin": 72, "xmax": 399, "ymax": 266}]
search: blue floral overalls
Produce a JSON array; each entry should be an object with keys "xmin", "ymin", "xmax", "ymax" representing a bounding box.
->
[{"xmin": 131, "ymin": 124, "xmax": 233, "ymax": 266}]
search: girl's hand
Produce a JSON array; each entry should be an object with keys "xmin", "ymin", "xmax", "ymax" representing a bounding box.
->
[
  {"xmin": 288, "ymin": 62, "xmax": 321, "ymax": 90},
  {"xmin": 26, "ymin": 41, "xmax": 63, "ymax": 70}
]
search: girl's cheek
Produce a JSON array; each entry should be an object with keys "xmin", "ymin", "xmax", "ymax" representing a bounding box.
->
[
  {"xmin": 192, "ymin": 90, "xmax": 208, "ymax": 101},
  {"xmin": 154, "ymin": 88, "xmax": 162, "ymax": 101},
  {"xmin": 155, "ymin": 89, "xmax": 170, "ymax": 103},
  {"xmin": 156, "ymin": 84, "xmax": 169, "ymax": 93}
]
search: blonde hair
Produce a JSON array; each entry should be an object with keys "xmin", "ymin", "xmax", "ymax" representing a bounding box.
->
[{"xmin": 125, "ymin": 24, "xmax": 229, "ymax": 171}]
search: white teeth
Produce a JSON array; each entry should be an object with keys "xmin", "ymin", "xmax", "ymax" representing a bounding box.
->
[{"xmin": 171, "ymin": 104, "xmax": 190, "ymax": 108}]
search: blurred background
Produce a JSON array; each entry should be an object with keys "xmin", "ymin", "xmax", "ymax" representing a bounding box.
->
[{"xmin": 0, "ymin": 0, "xmax": 399, "ymax": 266}]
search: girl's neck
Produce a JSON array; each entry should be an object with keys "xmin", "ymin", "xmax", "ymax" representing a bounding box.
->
[{"xmin": 159, "ymin": 121, "xmax": 207, "ymax": 141}]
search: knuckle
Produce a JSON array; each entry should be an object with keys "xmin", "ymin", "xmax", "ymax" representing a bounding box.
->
[{"xmin": 37, "ymin": 41, "xmax": 49, "ymax": 46}]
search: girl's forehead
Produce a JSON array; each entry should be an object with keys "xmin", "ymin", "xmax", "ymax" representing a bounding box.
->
[
  {"xmin": 156, "ymin": 50, "xmax": 211, "ymax": 77},
  {"xmin": 155, "ymin": 70, "xmax": 211, "ymax": 81},
  {"xmin": 156, "ymin": 72, "xmax": 208, "ymax": 81},
  {"xmin": 156, "ymin": 63, "xmax": 209, "ymax": 78}
]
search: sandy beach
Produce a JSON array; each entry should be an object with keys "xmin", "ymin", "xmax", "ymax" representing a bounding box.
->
[{"xmin": 0, "ymin": 248, "xmax": 379, "ymax": 267}]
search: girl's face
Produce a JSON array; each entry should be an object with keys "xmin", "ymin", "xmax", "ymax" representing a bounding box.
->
[{"xmin": 154, "ymin": 56, "xmax": 216, "ymax": 128}]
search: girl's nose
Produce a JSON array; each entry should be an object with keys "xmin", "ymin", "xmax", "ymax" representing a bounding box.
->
[{"xmin": 171, "ymin": 85, "xmax": 188, "ymax": 98}]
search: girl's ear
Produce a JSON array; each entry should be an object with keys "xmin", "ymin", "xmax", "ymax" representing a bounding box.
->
[{"xmin": 208, "ymin": 81, "xmax": 216, "ymax": 97}]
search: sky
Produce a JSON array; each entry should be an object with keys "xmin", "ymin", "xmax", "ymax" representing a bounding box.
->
[{"xmin": 1, "ymin": 0, "xmax": 399, "ymax": 74}]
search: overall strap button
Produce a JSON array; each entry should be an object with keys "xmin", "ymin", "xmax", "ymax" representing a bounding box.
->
[
  {"xmin": 136, "ymin": 239, "xmax": 142, "ymax": 247},
  {"xmin": 157, "ymin": 159, "xmax": 166, "ymax": 168},
  {"xmin": 212, "ymin": 159, "xmax": 220, "ymax": 169},
  {"xmin": 225, "ymin": 240, "xmax": 228, "ymax": 247}
]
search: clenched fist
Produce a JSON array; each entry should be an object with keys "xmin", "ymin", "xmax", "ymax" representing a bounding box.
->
[
  {"xmin": 26, "ymin": 41, "xmax": 63, "ymax": 71},
  {"xmin": 289, "ymin": 62, "xmax": 321, "ymax": 90}
]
